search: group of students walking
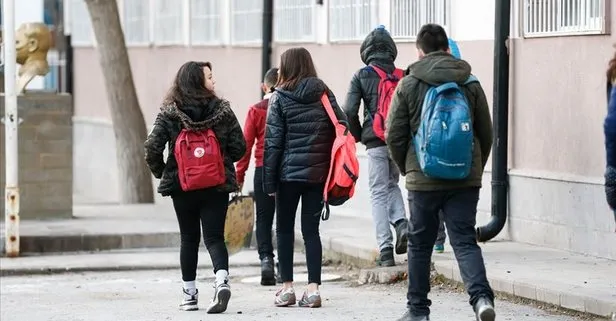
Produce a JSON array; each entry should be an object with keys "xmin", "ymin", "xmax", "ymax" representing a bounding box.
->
[{"xmin": 144, "ymin": 23, "xmax": 497, "ymax": 321}]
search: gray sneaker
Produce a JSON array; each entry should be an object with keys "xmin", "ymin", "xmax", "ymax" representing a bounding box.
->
[
  {"xmin": 179, "ymin": 288, "xmax": 198, "ymax": 311},
  {"xmin": 274, "ymin": 287, "xmax": 296, "ymax": 307},
  {"xmin": 298, "ymin": 291, "xmax": 322, "ymax": 308},
  {"xmin": 206, "ymin": 281, "xmax": 231, "ymax": 314},
  {"xmin": 474, "ymin": 297, "xmax": 496, "ymax": 321}
]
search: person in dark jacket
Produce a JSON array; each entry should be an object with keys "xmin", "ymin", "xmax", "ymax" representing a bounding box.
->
[
  {"xmin": 235, "ymin": 67, "xmax": 281, "ymax": 285},
  {"xmin": 605, "ymin": 50, "xmax": 616, "ymax": 227},
  {"xmin": 343, "ymin": 25, "xmax": 409, "ymax": 267},
  {"xmin": 386, "ymin": 25, "xmax": 495, "ymax": 321},
  {"xmin": 144, "ymin": 61, "xmax": 246, "ymax": 314},
  {"xmin": 264, "ymin": 47, "xmax": 346, "ymax": 308}
]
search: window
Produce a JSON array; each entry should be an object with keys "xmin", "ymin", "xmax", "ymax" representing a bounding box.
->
[
  {"xmin": 123, "ymin": 0, "xmax": 150, "ymax": 45},
  {"xmin": 70, "ymin": 0, "xmax": 94, "ymax": 46},
  {"xmin": 153, "ymin": 0, "xmax": 184, "ymax": 45},
  {"xmin": 523, "ymin": 0, "xmax": 607, "ymax": 37},
  {"xmin": 230, "ymin": 0, "xmax": 263, "ymax": 45},
  {"xmin": 329, "ymin": 0, "xmax": 378, "ymax": 42},
  {"xmin": 274, "ymin": 0, "xmax": 316, "ymax": 43},
  {"xmin": 390, "ymin": 0, "xmax": 449, "ymax": 40},
  {"xmin": 191, "ymin": 0, "xmax": 223, "ymax": 45}
]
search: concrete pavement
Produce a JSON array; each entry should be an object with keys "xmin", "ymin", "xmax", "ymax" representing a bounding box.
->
[
  {"xmin": 1, "ymin": 200, "xmax": 615, "ymax": 318},
  {"xmin": 0, "ymin": 265, "xmax": 595, "ymax": 321}
]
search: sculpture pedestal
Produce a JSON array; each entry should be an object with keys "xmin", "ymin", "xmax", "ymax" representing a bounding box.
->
[{"xmin": 0, "ymin": 92, "xmax": 73, "ymax": 220}]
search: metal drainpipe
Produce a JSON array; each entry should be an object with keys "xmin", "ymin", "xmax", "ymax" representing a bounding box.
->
[
  {"xmin": 261, "ymin": 0, "xmax": 273, "ymax": 99},
  {"xmin": 476, "ymin": 0, "xmax": 511, "ymax": 242}
]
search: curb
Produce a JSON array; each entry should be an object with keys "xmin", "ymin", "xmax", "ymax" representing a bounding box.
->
[
  {"xmin": 318, "ymin": 234, "xmax": 616, "ymax": 319},
  {"xmin": 1, "ymin": 232, "xmax": 180, "ymax": 255}
]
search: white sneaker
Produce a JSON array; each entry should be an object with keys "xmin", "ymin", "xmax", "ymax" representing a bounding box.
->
[
  {"xmin": 206, "ymin": 280, "xmax": 231, "ymax": 314},
  {"xmin": 179, "ymin": 288, "xmax": 198, "ymax": 311}
]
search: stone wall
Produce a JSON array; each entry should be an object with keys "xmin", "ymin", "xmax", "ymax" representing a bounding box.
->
[{"xmin": 0, "ymin": 93, "xmax": 73, "ymax": 220}]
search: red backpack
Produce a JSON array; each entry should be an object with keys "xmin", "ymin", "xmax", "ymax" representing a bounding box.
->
[
  {"xmin": 370, "ymin": 65, "xmax": 404, "ymax": 141},
  {"xmin": 320, "ymin": 94, "xmax": 360, "ymax": 220},
  {"xmin": 174, "ymin": 128, "xmax": 226, "ymax": 191}
]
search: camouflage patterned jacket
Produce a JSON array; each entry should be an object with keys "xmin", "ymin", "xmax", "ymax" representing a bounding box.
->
[{"xmin": 144, "ymin": 98, "xmax": 246, "ymax": 196}]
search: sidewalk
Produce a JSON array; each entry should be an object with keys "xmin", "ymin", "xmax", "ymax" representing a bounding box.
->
[
  {"xmin": 314, "ymin": 212, "xmax": 616, "ymax": 318},
  {"xmin": 1, "ymin": 203, "xmax": 615, "ymax": 318}
]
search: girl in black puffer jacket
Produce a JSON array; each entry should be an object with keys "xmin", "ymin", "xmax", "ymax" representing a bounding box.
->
[
  {"xmin": 144, "ymin": 61, "xmax": 246, "ymax": 314},
  {"xmin": 263, "ymin": 47, "xmax": 346, "ymax": 308}
]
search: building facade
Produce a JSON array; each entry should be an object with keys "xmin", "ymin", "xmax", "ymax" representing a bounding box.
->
[{"xmin": 63, "ymin": 0, "xmax": 614, "ymax": 259}]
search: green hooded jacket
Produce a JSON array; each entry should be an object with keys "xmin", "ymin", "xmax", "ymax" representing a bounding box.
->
[{"xmin": 385, "ymin": 51, "xmax": 493, "ymax": 191}]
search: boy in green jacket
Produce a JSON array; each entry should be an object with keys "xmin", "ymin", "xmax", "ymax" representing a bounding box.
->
[{"xmin": 386, "ymin": 24, "xmax": 495, "ymax": 321}]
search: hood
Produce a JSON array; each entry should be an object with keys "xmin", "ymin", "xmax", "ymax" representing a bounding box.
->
[
  {"xmin": 360, "ymin": 25, "xmax": 397, "ymax": 71},
  {"xmin": 275, "ymin": 77, "xmax": 327, "ymax": 104},
  {"xmin": 160, "ymin": 98, "xmax": 233, "ymax": 131},
  {"xmin": 407, "ymin": 51, "xmax": 472, "ymax": 86}
]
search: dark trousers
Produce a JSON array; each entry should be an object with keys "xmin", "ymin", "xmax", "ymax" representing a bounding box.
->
[
  {"xmin": 254, "ymin": 167, "xmax": 276, "ymax": 260},
  {"xmin": 407, "ymin": 187, "xmax": 494, "ymax": 316},
  {"xmin": 435, "ymin": 210, "xmax": 446, "ymax": 246},
  {"xmin": 276, "ymin": 182, "xmax": 323, "ymax": 285},
  {"xmin": 172, "ymin": 189, "xmax": 229, "ymax": 281}
]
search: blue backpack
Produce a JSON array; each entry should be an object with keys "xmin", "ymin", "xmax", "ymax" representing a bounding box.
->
[{"xmin": 413, "ymin": 75, "xmax": 479, "ymax": 180}]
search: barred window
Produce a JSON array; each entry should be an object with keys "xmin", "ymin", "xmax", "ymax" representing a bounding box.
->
[
  {"xmin": 390, "ymin": 0, "xmax": 449, "ymax": 40},
  {"xmin": 70, "ymin": 0, "xmax": 94, "ymax": 46},
  {"xmin": 123, "ymin": 0, "xmax": 150, "ymax": 45},
  {"xmin": 231, "ymin": 0, "xmax": 263, "ymax": 45},
  {"xmin": 329, "ymin": 0, "xmax": 378, "ymax": 42},
  {"xmin": 190, "ymin": 0, "xmax": 224, "ymax": 45},
  {"xmin": 153, "ymin": 0, "xmax": 184, "ymax": 45},
  {"xmin": 274, "ymin": 0, "xmax": 316, "ymax": 43},
  {"xmin": 524, "ymin": 0, "xmax": 607, "ymax": 37}
]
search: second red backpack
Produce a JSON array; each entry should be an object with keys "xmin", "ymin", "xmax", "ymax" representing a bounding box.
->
[
  {"xmin": 320, "ymin": 94, "xmax": 360, "ymax": 220},
  {"xmin": 370, "ymin": 65, "xmax": 404, "ymax": 141},
  {"xmin": 174, "ymin": 128, "xmax": 226, "ymax": 191}
]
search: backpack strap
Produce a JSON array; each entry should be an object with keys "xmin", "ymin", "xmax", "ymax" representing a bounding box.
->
[
  {"xmin": 320, "ymin": 93, "xmax": 339, "ymax": 126},
  {"xmin": 371, "ymin": 65, "xmax": 404, "ymax": 80},
  {"xmin": 464, "ymin": 74, "xmax": 479, "ymax": 85}
]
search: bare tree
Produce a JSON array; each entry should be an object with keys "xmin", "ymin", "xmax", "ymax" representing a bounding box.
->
[{"xmin": 83, "ymin": 0, "xmax": 154, "ymax": 203}]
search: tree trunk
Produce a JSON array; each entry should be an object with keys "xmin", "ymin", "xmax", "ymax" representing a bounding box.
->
[{"xmin": 84, "ymin": 0, "xmax": 154, "ymax": 203}]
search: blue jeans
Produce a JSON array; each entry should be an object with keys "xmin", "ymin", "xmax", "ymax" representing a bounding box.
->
[{"xmin": 406, "ymin": 188, "xmax": 494, "ymax": 316}]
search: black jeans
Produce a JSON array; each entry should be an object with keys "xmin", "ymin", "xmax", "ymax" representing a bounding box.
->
[
  {"xmin": 172, "ymin": 189, "xmax": 229, "ymax": 281},
  {"xmin": 276, "ymin": 182, "xmax": 323, "ymax": 285},
  {"xmin": 254, "ymin": 167, "xmax": 276, "ymax": 260},
  {"xmin": 407, "ymin": 187, "xmax": 494, "ymax": 316}
]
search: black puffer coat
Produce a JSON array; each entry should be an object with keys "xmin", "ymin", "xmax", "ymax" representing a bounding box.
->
[
  {"xmin": 343, "ymin": 26, "xmax": 399, "ymax": 149},
  {"xmin": 263, "ymin": 77, "xmax": 347, "ymax": 194},
  {"xmin": 144, "ymin": 98, "xmax": 246, "ymax": 196}
]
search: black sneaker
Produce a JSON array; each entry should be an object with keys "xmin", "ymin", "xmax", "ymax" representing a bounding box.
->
[
  {"xmin": 205, "ymin": 281, "xmax": 231, "ymax": 314},
  {"xmin": 179, "ymin": 288, "xmax": 198, "ymax": 311},
  {"xmin": 474, "ymin": 297, "xmax": 496, "ymax": 321},
  {"xmin": 394, "ymin": 219, "xmax": 409, "ymax": 255},
  {"xmin": 378, "ymin": 247, "xmax": 395, "ymax": 267},
  {"xmin": 261, "ymin": 257, "xmax": 276, "ymax": 286}
]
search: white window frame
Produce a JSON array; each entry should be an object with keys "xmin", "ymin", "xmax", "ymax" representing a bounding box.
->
[
  {"xmin": 522, "ymin": 0, "xmax": 609, "ymax": 38},
  {"xmin": 388, "ymin": 0, "xmax": 451, "ymax": 42},
  {"xmin": 328, "ymin": 0, "xmax": 379, "ymax": 43},
  {"xmin": 69, "ymin": 0, "xmax": 95, "ymax": 47},
  {"xmin": 274, "ymin": 0, "xmax": 317, "ymax": 44},
  {"xmin": 152, "ymin": 0, "xmax": 186, "ymax": 46},
  {"xmin": 230, "ymin": 0, "xmax": 263, "ymax": 46},
  {"xmin": 120, "ymin": 0, "xmax": 151, "ymax": 47},
  {"xmin": 190, "ymin": 0, "xmax": 225, "ymax": 46}
]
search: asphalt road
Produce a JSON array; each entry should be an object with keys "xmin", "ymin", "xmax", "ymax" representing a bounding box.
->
[{"xmin": 0, "ymin": 266, "xmax": 591, "ymax": 321}]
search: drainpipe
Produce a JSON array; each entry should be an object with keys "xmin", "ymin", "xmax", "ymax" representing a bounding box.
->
[
  {"xmin": 261, "ymin": 0, "xmax": 273, "ymax": 98},
  {"xmin": 476, "ymin": 0, "xmax": 511, "ymax": 242}
]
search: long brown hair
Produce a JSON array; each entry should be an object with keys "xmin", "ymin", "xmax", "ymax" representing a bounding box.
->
[
  {"xmin": 275, "ymin": 47, "xmax": 318, "ymax": 91},
  {"xmin": 163, "ymin": 61, "xmax": 215, "ymax": 107}
]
